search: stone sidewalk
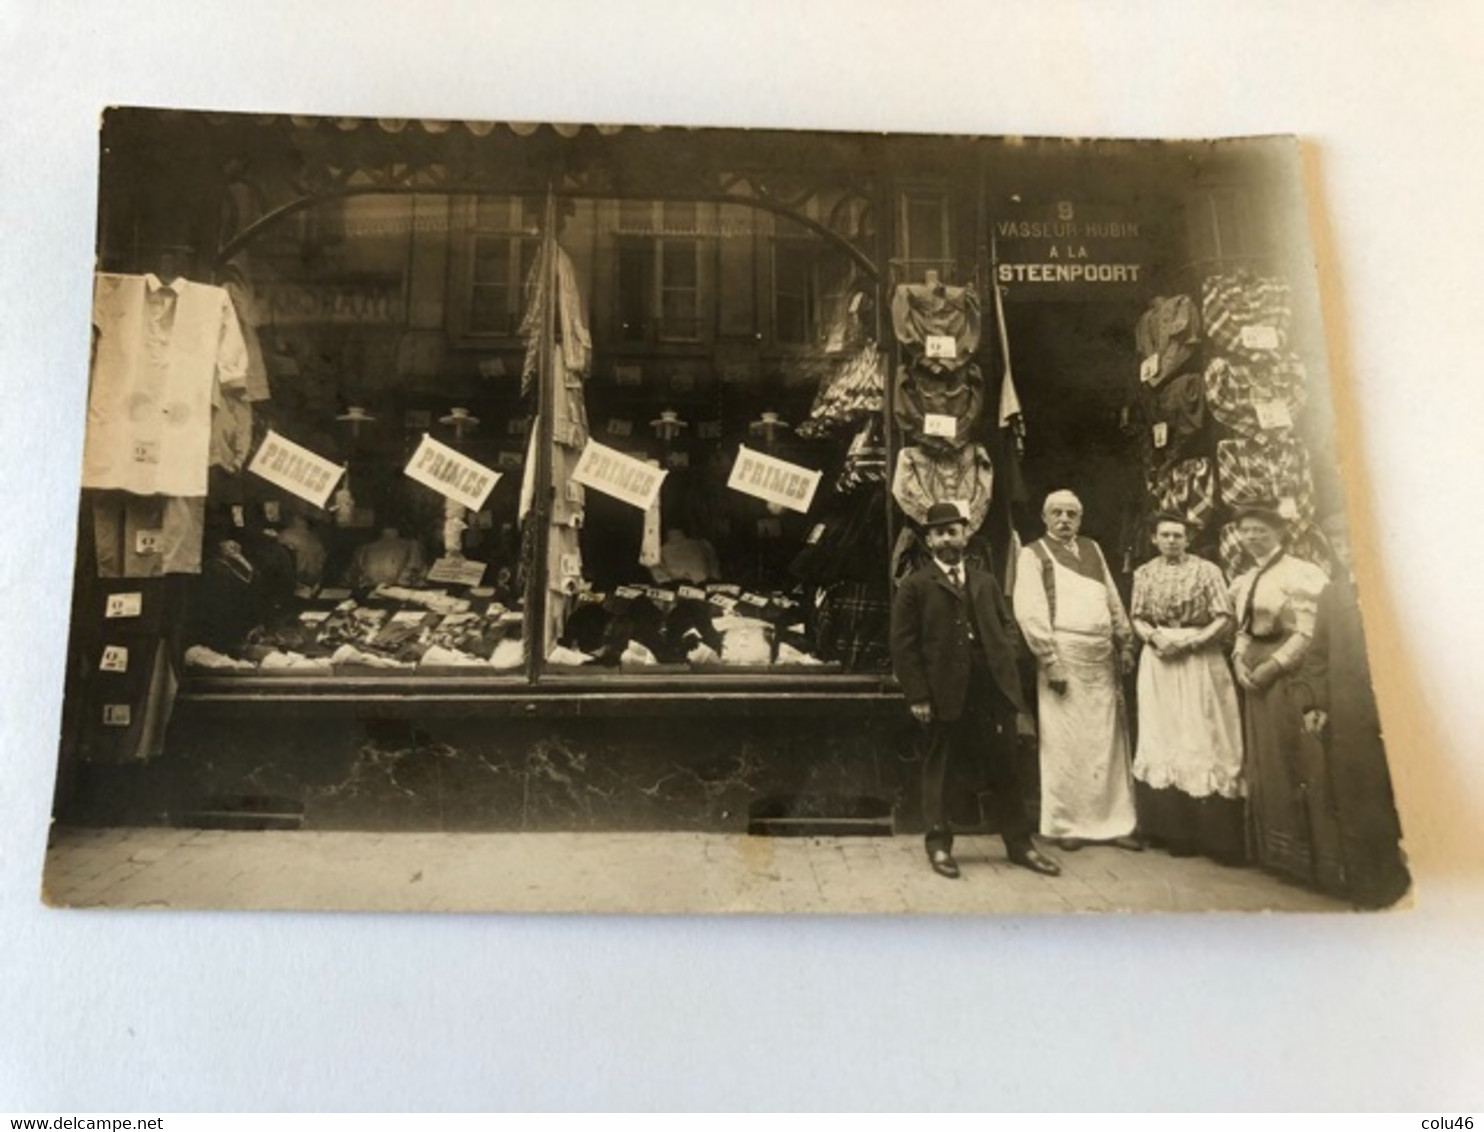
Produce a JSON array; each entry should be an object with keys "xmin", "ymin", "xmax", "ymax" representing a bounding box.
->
[{"xmin": 38, "ymin": 825, "xmax": 1356, "ymax": 915}]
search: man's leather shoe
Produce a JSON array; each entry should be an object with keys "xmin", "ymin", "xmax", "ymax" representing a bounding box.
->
[
  {"xmin": 928, "ymin": 849, "xmax": 961, "ymax": 879},
  {"xmin": 1008, "ymin": 844, "xmax": 1062, "ymax": 877},
  {"xmin": 1108, "ymin": 835, "xmax": 1145, "ymax": 852}
]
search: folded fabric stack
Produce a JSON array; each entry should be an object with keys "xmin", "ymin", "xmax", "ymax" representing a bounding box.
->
[
  {"xmin": 553, "ymin": 581, "xmax": 827, "ymax": 670},
  {"xmin": 1214, "ymin": 434, "xmax": 1331, "ymax": 578}
]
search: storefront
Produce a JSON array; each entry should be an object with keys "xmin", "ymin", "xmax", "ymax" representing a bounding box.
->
[{"xmin": 56, "ymin": 115, "xmax": 1394, "ymax": 899}]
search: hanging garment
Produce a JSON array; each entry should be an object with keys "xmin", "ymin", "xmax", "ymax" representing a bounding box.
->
[
  {"xmin": 1012, "ymin": 537, "xmax": 1138, "ymax": 841},
  {"xmin": 92, "ymin": 493, "xmax": 206, "ymax": 576},
  {"xmin": 1141, "ymin": 370, "xmax": 1209, "ymax": 469},
  {"xmin": 1215, "ymin": 434, "xmax": 1317, "ymax": 523},
  {"xmin": 1150, "ymin": 456, "xmax": 1217, "ymax": 531},
  {"xmin": 790, "ymin": 482, "xmax": 887, "ymax": 586},
  {"xmin": 1135, "ymin": 294, "xmax": 1202, "ymax": 389},
  {"xmin": 520, "ymin": 244, "xmax": 592, "ymax": 401},
  {"xmin": 1201, "ymin": 270, "xmax": 1294, "ymax": 360},
  {"xmin": 894, "ymin": 359, "xmax": 985, "ymax": 451},
  {"xmin": 85, "ymin": 273, "xmax": 249, "ymax": 497},
  {"xmin": 891, "ymin": 444, "xmax": 994, "ymax": 535},
  {"xmin": 890, "ymin": 281, "xmax": 981, "ymax": 374},
  {"xmin": 797, "ymin": 345, "xmax": 886, "ymax": 437},
  {"xmin": 1204, "ymin": 354, "xmax": 1308, "ymax": 439},
  {"xmin": 222, "ymin": 272, "xmax": 272, "ymax": 402}
]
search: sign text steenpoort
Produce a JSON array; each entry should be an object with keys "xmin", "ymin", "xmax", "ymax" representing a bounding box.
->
[
  {"xmin": 247, "ymin": 429, "xmax": 344, "ymax": 509},
  {"xmin": 404, "ymin": 434, "xmax": 501, "ymax": 512}
]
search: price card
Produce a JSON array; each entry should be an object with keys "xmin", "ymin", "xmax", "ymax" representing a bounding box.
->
[
  {"xmin": 559, "ymin": 553, "xmax": 582, "ymax": 579},
  {"xmin": 299, "ymin": 610, "xmax": 331, "ymax": 624},
  {"xmin": 1241, "ymin": 325, "xmax": 1281, "ymax": 350},
  {"xmin": 102, "ymin": 704, "xmax": 132, "ymax": 727},
  {"xmin": 824, "ymin": 327, "xmax": 846, "ymax": 354},
  {"xmin": 923, "ymin": 413, "xmax": 957, "ymax": 439},
  {"xmin": 131, "ymin": 439, "xmax": 160, "ymax": 466},
  {"xmin": 293, "ymin": 584, "xmax": 316, "ymax": 600},
  {"xmin": 231, "ymin": 505, "xmax": 246, "ymax": 528},
  {"xmin": 263, "ymin": 500, "xmax": 281, "ymax": 523},
  {"xmin": 99, "ymin": 645, "xmax": 129, "ymax": 673},
  {"xmin": 390, "ymin": 610, "xmax": 430, "ymax": 625},
  {"xmin": 134, "ymin": 529, "xmax": 162, "ymax": 556},
  {"xmin": 677, "ymin": 585, "xmax": 706, "ymax": 601},
  {"xmin": 426, "ymin": 557, "xmax": 488, "ymax": 587},
  {"xmin": 1140, "ymin": 354, "xmax": 1161, "ymax": 383},
  {"xmin": 1254, "ymin": 400, "xmax": 1294, "ymax": 430},
  {"xmin": 404, "ymin": 409, "xmax": 433, "ymax": 430},
  {"xmin": 1152, "ymin": 423, "xmax": 1169, "ymax": 449},
  {"xmin": 606, "ymin": 419, "xmax": 633, "ymax": 438},
  {"xmin": 740, "ymin": 593, "xmax": 770, "ymax": 609},
  {"xmin": 577, "ymin": 590, "xmax": 607, "ymax": 605},
  {"xmin": 807, "ymin": 522, "xmax": 826, "ymax": 545},
  {"xmin": 645, "ymin": 586, "xmax": 676, "ymax": 605},
  {"xmin": 665, "ymin": 451, "xmax": 690, "ymax": 469},
  {"xmin": 507, "ymin": 417, "xmax": 530, "ymax": 436},
  {"xmin": 925, "ymin": 334, "xmax": 958, "ymax": 360},
  {"xmin": 614, "ymin": 364, "xmax": 643, "ymax": 386},
  {"xmin": 707, "ymin": 583, "xmax": 742, "ymax": 596},
  {"xmin": 615, "ymin": 585, "xmax": 643, "ymax": 599},
  {"xmin": 319, "ymin": 587, "xmax": 352, "ymax": 601},
  {"xmin": 104, "ymin": 592, "xmax": 143, "ymax": 619}
]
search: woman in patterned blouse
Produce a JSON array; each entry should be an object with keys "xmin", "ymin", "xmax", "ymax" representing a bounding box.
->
[{"xmin": 1130, "ymin": 513, "xmax": 1247, "ymax": 864}]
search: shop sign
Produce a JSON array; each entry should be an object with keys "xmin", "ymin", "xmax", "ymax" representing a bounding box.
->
[
  {"xmin": 263, "ymin": 280, "xmax": 405, "ymax": 325},
  {"xmin": 248, "ymin": 430, "xmax": 344, "ymax": 509},
  {"xmin": 572, "ymin": 440, "xmax": 667, "ymax": 511},
  {"xmin": 426, "ymin": 557, "xmax": 488, "ymax": 587},
  {"xmin": 404, "ymin": 434, "xmax": 501, "ymax": 512},
  {"xmin": 994, "ymin": 201, "xmax": 1151, "ymax": 298},
  {"xmin": 727, "ymin": 446, "xmax": 822, "ymax": 514}
]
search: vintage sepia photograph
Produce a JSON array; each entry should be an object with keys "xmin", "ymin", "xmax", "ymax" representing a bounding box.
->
[{"xmin": 41, "ymin": 109, "xmax": 1409, "ymax": 914}]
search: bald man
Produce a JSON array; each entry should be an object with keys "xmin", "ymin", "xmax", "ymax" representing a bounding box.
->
[{"xmin": 1012, "ymin": 490, "xmax": 1141, "ymax": 852}]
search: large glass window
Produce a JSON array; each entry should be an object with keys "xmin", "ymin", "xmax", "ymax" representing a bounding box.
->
[{"xmin": 162, "ymin": 189, "xmax": 888, "ymax": 685}]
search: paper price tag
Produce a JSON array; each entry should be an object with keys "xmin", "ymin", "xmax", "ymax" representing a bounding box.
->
[
  {"xmin": 807, "ymin": 522, "xmax": 826, "ymax": 545},
  {"xmin": 824, "ymin": 327, "xmax": 846, "ymax": 354},
  {"xmin": 506, "ymin": 417, "xmax": 529, "ymax": 436},
  {"xmin": 605, "ymin": 419, "xmax": 633, "ymax": 438},
  {"xmin": 299, "ymin": 610, "xmax": 331, "ymax": 624},
  {"xmin": 405, "ymin": 409, "xmax": 433, "ymax": 430},
  {"xmin": 1152, "ymin": 423, "xmax": 1169, "ymax": 449},
  {"xmin": 104, "ymin": 592, "xmax": 142, "ymax": 619},
  {"xmin": 263, "ymin": 501, "xmax": 281, "ymax": 523},
  {"xmin": 1254, "ymin": 400, "xmax": 1293, "ymax": 430},
  {"xmin": 231, "ymin": 505, "xmax": 246, "ymax": 528},
  {"xmin": 1241, "ymin": 325, "xmax": 1280, "ymax": 350},
  {"xmin": 615, "ymin": 585, "xmax": 643, "ymax": 599},
  {"xmin": 426, "ymin": 557, "xmax": 488, "ymax": 587},
  {"xmin": 740, "ymin": 593, "xmax": 769, "ymax": 608},
  {"xmin": 559, "ymin": 554, "xmax": 582, "ymax": 579},
  {"xmin": 99, "ymin": 645, "xmax": 129, "ymax": 673},
  {"xmin": 925, "ymin": 334, "xmax": 958, "ymax": 360},
  {"xmin": 614, "ymin": 364, "xmax": 643, "ymax": 386},
  {"xmin": 665, "ymin": 451, "xmax": 690, "ymax": 469},
  {"xmin": 390, "ymin": 610, "xmax": 429, "ymax": 625},
  {"xmin": 134, "ymin": 529, "xmax": 162, "ymax": 556},
  {"xmin": 677, "ymin": 585, "xmax": 706, "ymax": 601},
  {"xmin": 645, "ymin": 586, "xmax": 676, "ymax": 604},
  {"xmin": 103, "ymin": 704, "xmax": 132, "ymax": 727},
  {"xmin": 131, "ymin": 439, "xmax": 160, "ymax": 466},
  {"xmin": 923, "ymin": 413, "xmax": 957, "ymax": 439},
  {"xmin": 1140, "ymin": 354, "xmax": 1161, "ymax": 383}
]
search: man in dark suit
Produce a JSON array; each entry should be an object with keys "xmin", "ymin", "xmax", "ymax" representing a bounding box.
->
[{"xmin": 891, "ymin": 501, "xmax": 1062, "ymax": 880}]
